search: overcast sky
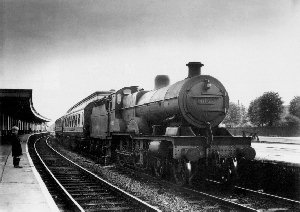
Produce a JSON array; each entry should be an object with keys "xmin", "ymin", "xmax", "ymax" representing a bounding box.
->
[{"xmin": 1, "ymin": 0, "xmax": 300, "ymax": 125}]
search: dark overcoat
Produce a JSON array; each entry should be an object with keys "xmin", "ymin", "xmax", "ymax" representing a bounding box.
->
[{"xmin": 10, "ymin": 135, "xmax": 22, "ymax": 157}]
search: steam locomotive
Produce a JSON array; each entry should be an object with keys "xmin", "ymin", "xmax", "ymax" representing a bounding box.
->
[{"xmin": 55, "ymin": 62, "xmax": 256, "ymax": 184}]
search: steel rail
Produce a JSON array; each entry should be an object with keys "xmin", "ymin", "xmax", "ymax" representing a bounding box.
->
[
  {"xmin": 116, "ymin": 165, "xmax": 259, "ymax": 211},
  {"xmin": 45, "ymin": 137, "xmax": 161, "ymax": 212},
  {"xmin": 33, "ymin": 137, "xmax": 85, "ymax": 211},
  {"xmin": 180, "ymin": 186, "xmax": 258, "ymax": 211},
  {"xmin": 47, "ymin": 135, "xmax": 300, "ymax": 211},
  {"xmin": 207, "ymin": 178, "xmax": 300, "ymax": 205},
  {"xmin": 235, "ymin": 185, "xmax": 300, "ymax": 205}
]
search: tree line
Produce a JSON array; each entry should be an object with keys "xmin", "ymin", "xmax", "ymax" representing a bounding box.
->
[{"xmin": 223, "ymin": 92, "xmax": 300, "ymax": 129}]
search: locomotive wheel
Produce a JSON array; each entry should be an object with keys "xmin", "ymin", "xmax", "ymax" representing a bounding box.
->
[
  {"xmin": 219, "ymin": 158, "xmax": 238, "ymax": 185},
  {"xmin": 172, "ymin": 160, "xmax": 190, "ymax": 185},
  {"xmin": 116, "ymin": 154, "xmax": 125, "ymax": 166},
  {"xmin": 152, "ymin": 158, "xmax": 165, "ymax": 178}
]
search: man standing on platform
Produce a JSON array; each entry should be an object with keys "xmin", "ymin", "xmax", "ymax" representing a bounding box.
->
[{"xmin": 10, "ymin": 126, "xmax": 23, "ymax": 168}]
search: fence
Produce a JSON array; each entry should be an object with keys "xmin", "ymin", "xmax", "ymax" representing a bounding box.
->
[{"xmin": 228, "ymin": 126, "xmax": 300, "ymax": 137}]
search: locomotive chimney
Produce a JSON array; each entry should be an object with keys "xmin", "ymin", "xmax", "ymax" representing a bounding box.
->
[
  {"xmin": 186, "ymin": 62, "xmax": 204, "ymax": 78},
  {"xmin": 154, "ymin": 75, "xmax": 170, "ymax": 90}
]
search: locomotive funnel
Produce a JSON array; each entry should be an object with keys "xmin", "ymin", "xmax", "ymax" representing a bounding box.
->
[
  {"xmin": 186, "ymin": 62, "xmax": 204, "ymax": 77},
  {"xmin": 155, "ymin": 75, "xmax": 170, "ymax": 89}
]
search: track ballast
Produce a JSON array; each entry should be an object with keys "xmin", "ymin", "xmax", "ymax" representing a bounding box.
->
[{"xmin": 28, "ymin": 135, "xmax": 160, "ymax": 212}]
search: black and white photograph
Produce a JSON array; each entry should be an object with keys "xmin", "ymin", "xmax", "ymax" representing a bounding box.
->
[{"xmin": 1, "ymin": 0, "xmax": 300, "ymax": 211}]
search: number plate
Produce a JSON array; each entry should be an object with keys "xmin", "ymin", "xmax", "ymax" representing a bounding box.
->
[{"xmin": 197, "ymin": 97, "xmax": 218, "ymax": 105}]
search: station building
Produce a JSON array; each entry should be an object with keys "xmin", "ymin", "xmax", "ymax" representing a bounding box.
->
[{"xmin": 0, "ymin": 89, "xmax": 50, "ymax": 144}]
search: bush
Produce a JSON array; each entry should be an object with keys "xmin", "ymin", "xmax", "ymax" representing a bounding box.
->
[
  {"xmin": 248, "ymin": 98, "xmax": 261, "ymax": 126},
  {"xmin": 259, "ymin": 92, "xmax": 283, "ymax": 126},
  {"xmin": 289, "ymin": 96, "xmax": 300, "ymax": 119},
  {"xmin": 284, "ymin": 114, "xmax": 300, "ymax": 128},
  {"xmin": 248, "ymin": 92, "xmax": 284, "ymax": 127}
]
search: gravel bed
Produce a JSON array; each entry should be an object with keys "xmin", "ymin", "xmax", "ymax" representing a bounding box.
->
[{"xmin": 48, "ymin": 138, "xmax": 221, "ymax": 212}]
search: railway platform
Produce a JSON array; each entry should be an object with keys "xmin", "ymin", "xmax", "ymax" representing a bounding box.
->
[
  {"xmin": 0, "ymin": 134, "xmax": 59, "ymax": 212},
  {"xmin": 253, "ymin": 136, "xmax": 300, "ymax": 165}
]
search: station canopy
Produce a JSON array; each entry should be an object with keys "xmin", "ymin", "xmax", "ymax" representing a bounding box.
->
[{"xmin": 0, "ymin": 89, "xmax": 50, "ymax": 123}]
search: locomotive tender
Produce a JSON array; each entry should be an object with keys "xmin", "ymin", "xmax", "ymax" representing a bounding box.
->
[{"xmin": 55, "ymin": 62, "xmax": 256, "ymax": 184}]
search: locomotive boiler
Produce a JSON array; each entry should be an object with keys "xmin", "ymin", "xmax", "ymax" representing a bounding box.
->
[{"xmin": 55, "ymin": 61, "xmax": 256, "ymax": 185}]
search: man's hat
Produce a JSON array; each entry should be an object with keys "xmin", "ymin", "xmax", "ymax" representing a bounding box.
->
[{"xmin": 12, "ymin": 126, "xmax": 19, "ymax": 131}]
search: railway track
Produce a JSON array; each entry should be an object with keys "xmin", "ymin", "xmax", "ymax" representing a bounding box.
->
[
  {"xmin": 28, "ymin": 136, "xmax": 160, "ymax": 212},
  {"xmin": 47, "ymin": 137, "xmax": 300, "ymax": 211},
  {"xmin": 115, "ymin": 163, "xmax": 300, "ymax": 211},
  {"xmin": 186, "ymin": 179, "xmax": 300, "ymax": 212}
]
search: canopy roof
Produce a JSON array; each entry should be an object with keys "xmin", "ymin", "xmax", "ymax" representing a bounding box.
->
[{"xmin": 0, "ymin": 89, "xmax": 50, "ymax": 123}]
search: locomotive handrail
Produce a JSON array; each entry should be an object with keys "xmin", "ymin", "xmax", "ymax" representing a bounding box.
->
[{"xmin": 112, "ymin": 96, "xmax": 179, "ymax": 111}]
